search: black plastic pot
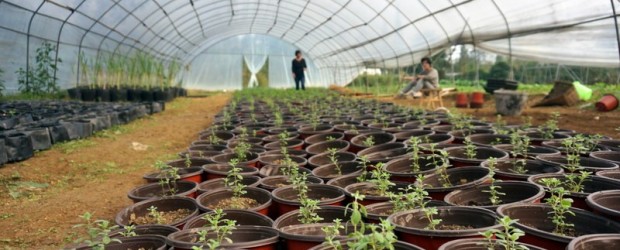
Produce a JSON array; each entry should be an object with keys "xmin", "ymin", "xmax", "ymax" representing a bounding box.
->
[
  {"xmin": 305, "ymin": 140, "xmax": 350, "ymax": 155},
  {"xmin": 444, "ymin": 181, "xmax": 545, "ymax": 210},
  {"xmin": 307, "ymin": 151, "xmax": 357, "ymax": 169},
  {"xmin": 350, "ymin": 132, "xmax": 396, "ymax": 153},
  {"xmin": 466, "ymin": 134, "xmax": 512, "ymax": 147},
  {"xmin": 358, "ymin": 142, "xmax": 408, "ymax": 164},
  {"xmin": 447, "ymin": 129, "xmax": 495, "ymax": 144},
  {"xmin": 310, "ymin": 240, "xmax": 423, "ymax": 250},
  {"xmin": 127, "ymin": 181, "xmax": 198, "ymax": 203},
  {"xmin": 383, "ymin": 155, "xmax": 443, "ymax": 183},
  {"xmin": 167, "ymin": 226, "xmax": 279, "ymax": 250},
  {"xmin": 365, "ymin": 200, "xmax": 449, "ymax": 224},
  {"xmin": 492, "ymin": 143, "xmax": 562, "ymax": 158},
  {"xmin": 115, "ymin": 196, "xmax": 199, "ymax": 229},
  {"xmin": 297, "ymin": 124, "xmax": 334, "ymax": 139},
  {"xmin": 393, "ymin": 130, "xmax": 435, "ymax": 142},
  {"xmin": 20, "ymin": 127, "xmax": 52, "ymax": 151},
  {"xmin": 273, "ymin": 206, "xmax": 352, "ymax": 250},
  {"xmin": 109, "ymin": 224, "xmax": 179, "ymax": 238},
  {"xmin": 598, "ymin": 139, "xmax": 620, "ymax": 151},
  {"xmin": 417, "ymin": 166, "xmax": 491, "ymax": 200},
  {"xmin": 258, "ymin": 175, "xmax": 323, "ymax": 191},
  {"xmin": 210, "ymin": 152, "xmax": 260, "ymax": 168},
  {"xmin": 0, "ymin": 139, "xmax": 7, "ymax": 166},
  {"xmin": 67, "ymin": 87, "xmax": 81, "ymax": 100},
  {"xmin": 528, "ymin": 173, "xmax": 620, "ymax": 210},
  {"xmin": 445, "ymin": 146, "xmax": 509, "ymax": 167},
  {"xmin": 567, "ymin": 234, "xmax": 620, "ymax": 250},
  {"xmin": 311, "ymin": 161, "xmax": 365, "ymax": 181},
  {"xmin": 75, "ymin": 235, "xmax": 167, "ymax": 250},
  {"xmin": 81, "ymin": 88, "xmax": 96, "ymax": 102},
  {"xmin": 304, "ymin": 132, "xmax": 345, "ymax": 145},
  {"xmin": 586, "ymin": 190, "xmax": 620, "ymax": 221},
  {"xmin": 196, "ymin": 176, "xmax": 261, "ymax": 194},
  {"xmin": 258, "ymin": 164, "xmax": 311, "ymax": 177},
  {"xmin": 183, "ymin": 209, "xmax": 274, "ymax": 230},
  {"xmin": 388, "ymin": 206, "xmax": 501, "ymax": 250},
  {"xmin": 523, "ymin": 131, "xmax": 571, "ymax": 145},
  {"xmin": 95, "ymin": 88, "xmax": 111, "ymax": 102},
  {"xmin": 536, "ymin": 155, "xmax": 619, "ymax": 173},
  {"xmin": 497, "ymin": 203, "xmax": 620, "ymax": 249},
  {"xmin": 480, "ymin": 158, "xmax": 564, "ymax": 181},
  {"xmin": 595, "ymin": 170, "xmax": 620, "ymax": 182},
  {"xmin": 437, "ymin": 238, "xmax": 545, "ymax": 250},
  {"xmin": 0, "ymin": 132, "xmax": 34, "ymax": 162},
  {"xmin": 257, "ymin": 154, "xmax": 307, "ymax": 168},
  {"xmin": 590, "ymin": 151, "xmax": 620, "ymax": 165},
  {"xmin": 271, "ymin": 184, "xmax": 345, "ymax": 216},
  {"xmin": 195, "ymin": 187, "xmax": 272, "ymax": 215},
  {"xmin": 143, "ymin": 167, "xmax": 204, "ymax": 184}
]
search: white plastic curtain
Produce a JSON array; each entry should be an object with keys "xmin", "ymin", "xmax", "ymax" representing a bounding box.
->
[
  {"xmin": 243, "ymin": 54, "xmax": 267, "ymax": 88},
  {"xmin": 0, "ymin": 0, "xmax": 618, "ymax": 92}
]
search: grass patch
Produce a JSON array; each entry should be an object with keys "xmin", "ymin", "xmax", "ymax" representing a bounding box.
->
[{"xmin": 54, "ymin": 140, "xmax": 97, "ymax": 154}]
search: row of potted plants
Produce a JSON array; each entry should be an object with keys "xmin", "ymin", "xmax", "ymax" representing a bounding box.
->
[
  {"xmin": 66, "ymin": 88, "xmax": 620, "ymax": 250},
  {"xmin": 67, "ymin": 51, "xmax": 187, "ymax": 102}
]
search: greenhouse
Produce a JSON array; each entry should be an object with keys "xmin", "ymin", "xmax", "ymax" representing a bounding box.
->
[{"xmin": 0, "ymin": 0, "xmax": 620, "ymax": 249}]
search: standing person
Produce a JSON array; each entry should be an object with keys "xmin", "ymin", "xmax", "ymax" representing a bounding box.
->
[
  {"xmin": 396, "ymin": 57, "xmax": 439, "ymax": 99},
  {"xmin": 292, "ymin": 50, "xmax": 307, "ymax": 90}
]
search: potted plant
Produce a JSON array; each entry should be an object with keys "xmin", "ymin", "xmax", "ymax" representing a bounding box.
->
[
  {"xmin": 127, "ymin": 161, "xmax": 198, "ymax": 202},
  {"xmin": 497, "ymin": 178, "xmax": 620, "ymax": 249},
  {"xmin": 271, "ymin": 172, "xmax": 346, "ymax": 216},
  {"xmin": 444, "ymin": 137, "xmax": 509, "ymax": 167},
  {"xmin": 196, "ymin": 159, "xmax": 272, "ymax": 215},
  {"xmin": 115, "ymin": 196, "xmax": 199, "ymax": 230}
]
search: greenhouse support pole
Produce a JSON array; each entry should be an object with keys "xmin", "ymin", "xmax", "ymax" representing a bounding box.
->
[
  {"xmin": 611, "ymin": 0, "xmax": 620, "ymax": 84},
  {"xmin": 26, "ymin": 1, "xmax": 46, "ymax": 90},
  {"xmin": 54, "ymin": 2, "xmax": 81, "ymax": 88}
]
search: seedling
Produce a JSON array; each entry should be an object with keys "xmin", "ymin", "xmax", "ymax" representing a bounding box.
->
[
  {"xmin": 483, "ymin": 158, "xmax": 505, "ymax": 205},
  {"xmin": 225, "ymin": 158, "xmax": 246, "ymax": 198},
  {"xmin": 495, "ymin": 115, "xmax": 509, "ymax": 135},
  {"xmin": 147, "ymin": 206, "xmax": 165, "ymax": 224},
  {"xmin": 389, "ymin": 175, "xmax": 431, "ymax": 212},
  {"xmin": 184, "ymin": 153, "xmax": 192, "ymax": 168},
  {"xmin": 541, "ymin": 112, "xmax": 560, "ymax": 139},
  {"xmin": 464, "ymin": 137, "xmax": 477, "ymax": 159},
  {"xmin": 510, "ymin": 131, "xmax": 529, "ymax": 174},
  {"xmin": 292, "ymin": 172, "xmax": 322, "ymax": 224},
  {"xmin": 119, "ymin": 225, "xmax": 137, "ymax": 237},
  {"xmin": 345, "ymin": 192, "xmax": 367, "ymax": 233},
  {"xmin": 408, "ymin": 137, "xmax": 422, "ymax": 172},
  {"xmin": 327, "ymin": 148, "xmax": 342, "ymax": 175},
  {"xmin": 321, "ymin": 219, "xmax": 344, "ymax": 250},
  {"xmin": 193, "ymin": 209, "xmax": 237, "ymax": 250},
  {"xmin": 434, "ymin": 150, "xmax": 452, "ymax": 188},
  {"xmin": 348, "ymin": 219, "xmax": 398, "ymax": 250},
  {"xmin": 540, "ymin": 178, "xmax": 575, "ymax": 236},
  {"xmin": 368, "ymin": 163, "xmax": 394, "ymax": 196},
  {"xmin": 560, "ymin": 137, "xmax": 591, "ymax": 193},
  {"xmin": 480, "ymin": 216, "xmax": 528, "ymax": 250},
  {"xmin": 154, "ymin": 160, "xmax": 180, "ymax": 196},
  {"xmin": 356, "ymin": 156, "xmax": 370, "ymax": 182},
  {"xmin": 363, "ymin": 136, "xmax": 375, "ymax": 147},
  {"xmin": 326, "ymin": 136, "xmax": 336, "ymax": 141},
  {"xmin": 73, "ymin": 212, "xmax": 120, "ymax": 250}
]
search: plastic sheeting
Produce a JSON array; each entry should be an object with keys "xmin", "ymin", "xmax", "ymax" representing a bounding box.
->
[{"xmin": 0, "ymin": 0, "xmax": 618, "ymax": 92}]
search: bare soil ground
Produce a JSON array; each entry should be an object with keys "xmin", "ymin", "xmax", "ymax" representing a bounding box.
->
[
  {"xmin": 0, "ymin": 94, "xmax": 230, "ymax": 249},
  {"xmin": 367, "ymin": 94, "xmax": 620, "ymax": 138}
]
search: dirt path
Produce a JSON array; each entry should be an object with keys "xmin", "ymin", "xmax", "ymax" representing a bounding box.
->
[
  {"xmin": 0, "ymin": 95, "xmax": 230, "ymax": 249},
  {"xmin": 366, "ymin": 94, "xmax": 620, "ymax": 138}
]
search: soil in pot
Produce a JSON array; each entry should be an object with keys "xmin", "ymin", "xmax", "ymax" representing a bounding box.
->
[
  {"xmin": 393, "ymin": 130, "xmax": 435, "ymax": 142},
  {"xmin": 528, "ymin": 173, "xmax": 620, "ymax": 210},
  {"xmin": 417, "ymin": 166, "xmax": 491, "ymax": 200},
  {"xmin": 365, "ymin": 200, "xmax": 449, "ymax": 224},
  {"xmin": 264, "ymin": 138, "xmax": 304, "ymax": 151},
  {"xmin": 443, "ymin": 181, "xmax": 545, "ymax": 210},
  {"xmin": 257, "ymin": 154, "xmax": 307, "ymax": 168},
  {"xmin": 211, "ymin": 152, "xmax": 260, "ymax": 168},
  {"xmin": 143, "ymin": 167, "xmax": 204, "ymax": 184},
  {"xmin": 196, "ymin": 187, "xmax": 272, "ymax": 215},
  {"xmin": 497, "ymin": 203, "xmax": 620, "ymax": 249},
  {"xmin": 586, "ymin": 190, "xmax": 620, "ymax": 221},
  {"xmin": 445, "ymin": 146, "xmax": 509, "ymax": 167},
  {"xmin": 271, "ymin": 184, "xmax": 346, "ymax": 216},
  {"xmin": 481, "ymin": 159, "xmax": 564, "ymax": 181},
  {"xmin": 258, "ymin": 164, "xmax": 312, "ymax": 177},
  {"xmin": 388, "ymin": 206, "xmax": 501, "ymax": 250},
  {"xmin": 116, "ymin": 197, "xmax": 199, "ymax": 229},
  {"xmin": 304, "ymin": 132, "xmax": 345, "ymax": 145},
  {"xmin": 523, "ymin": 131, "xmax": 571, "ymax": 145},
  {"xmin": 167, "ymin": 225, "xmax": 279, "ymax": 250},
  {"xmin": 343, "ymin": 182, "xmax": 410, "ymax": 206},
  {"xmin": 127, "ymin": 181, "xmax": 198, "ymax": 203}
]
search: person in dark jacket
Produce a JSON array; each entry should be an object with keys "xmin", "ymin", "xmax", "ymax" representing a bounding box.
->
[{"xmin": 292, "ymin": 50, "xmax": 307, "ymax": 90}]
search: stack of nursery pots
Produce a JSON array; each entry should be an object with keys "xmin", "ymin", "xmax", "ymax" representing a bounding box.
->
[
  {"xmin": 0, "ymin": 100, "xmax": 158, "ymax": 167},
  {"xmin": 79, "ymin": 89, "xmax": 620, "ymax": 250}
]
